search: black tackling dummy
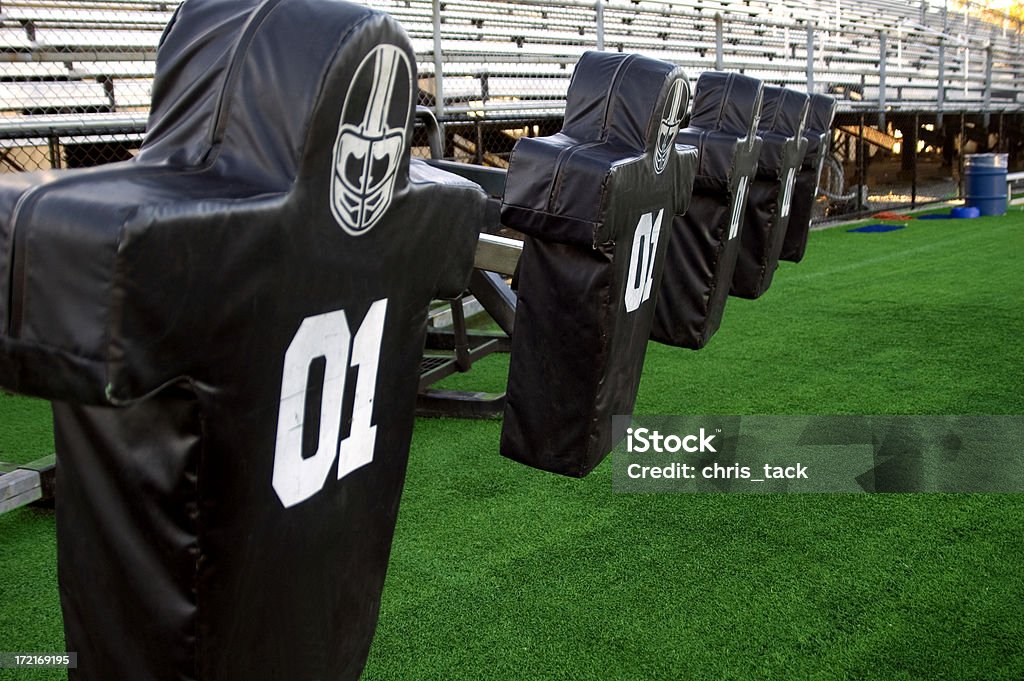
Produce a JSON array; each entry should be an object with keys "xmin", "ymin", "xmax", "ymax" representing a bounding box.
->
[
  {"xmin": 780, "ymin": 93, "xmax": 838, "ymax": 263},
  {"xmin": 651, "ymin": 71, "xmax": 763, "ymax": 349},
  {"xmin": 0, "ymin": 0, "xmax": 488, "ymax": 679},
  {"xmin": 730, "ymin": 85, "xmax": 809, "ymax": 299},
  {"xmin": 499, "ymin": 51, "xmax": 697, "ymax": 477}
]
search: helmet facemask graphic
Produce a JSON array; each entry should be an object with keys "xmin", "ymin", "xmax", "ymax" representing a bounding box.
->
[
  {"xmin": 331, "ymin": 44, "xmax": 412, "ymax": 235},
  {"xmin": 654, "ymin": 78, "xmax": 687, "ymax": 175}
]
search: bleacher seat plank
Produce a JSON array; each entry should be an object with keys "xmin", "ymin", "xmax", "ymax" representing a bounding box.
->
[
  {"xmin": 107, "ymin": 77, "xmax": 153, "ymax": 107},
  {"xmin": 0, "ymin": 61, "xmax": 72, "ymax": 77},
  {"xmin": 0, "ymin": 26, "xmax": 34, "ymax": 49},
  {"xmin": 3, "ymin": 6, "xmax": 175, "ymax": 29},
  {"xmin": 70, "ymin": 60, "xmax": 157, "ymax": 78},
  {"xmin": 35, "ymin": 27, "xmax": 162, "ymax": 50},
  {"xmin": 1, "ymin": 80, "xmax": 109, "ymax": 112}
]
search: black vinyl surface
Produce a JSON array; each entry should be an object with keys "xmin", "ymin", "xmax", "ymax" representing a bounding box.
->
[
  {"xmin": 0, "ymin": 1, "xmax": 488, "ymax": 679},
  {"xmin": 651, "ymin": 72, "xmax": 763, "ymax": 349},
  {"xmin": 500, "ymin": 51, "xmax": 696, "ymax": 477},
  {"xmin": 780, "ymin": 93, "xmax": 837, "ymax": 263},
  {"xmin": 730, "ymin": 85, "xmax": 808, "ymax": 299}
]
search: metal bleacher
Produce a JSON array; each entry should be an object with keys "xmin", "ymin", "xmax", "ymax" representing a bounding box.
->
[
  {"xmin": 0, "ymin": 0, "xmax": 1022, "ymax": 169},
  {"xmin": 410, "ymin": 0, "xmax": 1022, "ymax": 119},
  {"xmin": 0, "ymin": 0, "xmax": 167, "ymax": 169}
]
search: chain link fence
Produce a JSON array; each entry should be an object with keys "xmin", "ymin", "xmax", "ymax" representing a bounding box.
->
[
  {"xmin": 1, "ymin": 0, "xmax": 167, "ymax": 170},
  {"xmin": 2, "ymin": 0, "xmax": 1022, "ymax": 219}
]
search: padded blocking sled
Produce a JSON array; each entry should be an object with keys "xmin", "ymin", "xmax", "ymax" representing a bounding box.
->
[
  {"xmin": 780, "ymin": 93, "xmax": 838, "ymax": 263},
  {"xmin": 0, "ymin": 1, "xmax": 488, "ymax": 680},
  {"xmin": 731, "ymin": 86, "xmax": 809, "ymax": 299},
  {"xmin": 500, "ymin": 51, "xmax": 697, "ymax": 477},
  {"xmin": 651, "ymin": 71, "xmax": 763, "ymax": 349}
]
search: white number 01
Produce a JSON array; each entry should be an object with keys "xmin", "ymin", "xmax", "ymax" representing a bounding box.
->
[
  {"xmin": 624, "ymin": 209, "xmax": 664, "ymax": 313},
  {"xmin": 272, "ymin": 299, "xmax": 387, "ymax": 508}
]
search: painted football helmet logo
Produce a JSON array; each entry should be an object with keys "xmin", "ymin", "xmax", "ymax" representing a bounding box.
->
[
  {"xmin": 654, "ymin": 77, "xmax": 687, "ymax": 175},
  {"xmin": 331, "ymin": 44, "xmax": 412, "ymax": 235}
]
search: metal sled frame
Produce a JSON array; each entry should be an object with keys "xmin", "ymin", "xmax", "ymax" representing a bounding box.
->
[
  {"xmin": 0, "ymin": 454, "xmax": 55, "ymax": 512},
  {"xmin": 415, "ymin": 108, "xmax": 523, "ymax": 418}
]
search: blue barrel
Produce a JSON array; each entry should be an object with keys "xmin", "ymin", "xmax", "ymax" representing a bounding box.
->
[{"xmin": 964, "ymin": 153, "xmax": 1008, "ymax": 216}]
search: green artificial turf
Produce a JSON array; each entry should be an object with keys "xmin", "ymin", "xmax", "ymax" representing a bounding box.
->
[
  {"xmin": 2, "ymin": 209, "xmax": 1023, "ymax": 680},
  {"xmin": 0, "ymin": 393, "xmax": 54, "ymax": 467}
]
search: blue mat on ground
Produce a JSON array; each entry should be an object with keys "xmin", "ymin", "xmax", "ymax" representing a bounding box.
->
[
  {"xmin": 919, "ymin": 207, "xmax": 981, "ymax": 219},
  {"xmin": 848, "ymin": 224, "xmax": 906, "ymax": 233}
]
